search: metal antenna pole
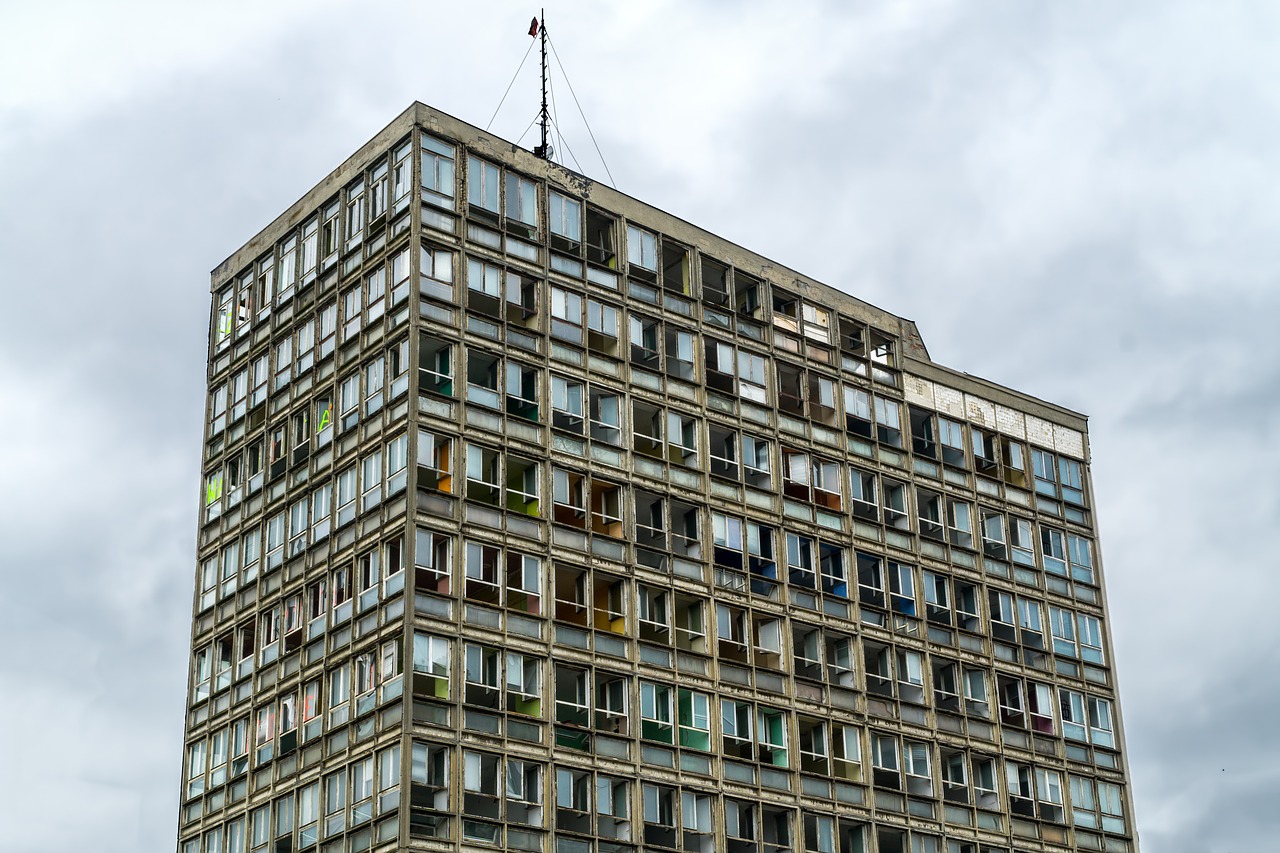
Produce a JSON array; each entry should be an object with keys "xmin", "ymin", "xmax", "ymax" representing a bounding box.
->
[{"xmin": 536, "ymin": 9, "xmax": 552, "ymax": 160}]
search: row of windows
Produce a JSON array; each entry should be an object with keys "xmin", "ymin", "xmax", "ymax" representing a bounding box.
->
[
  {"xmin": 204, "ymin": 399, "xmax": 1095, "ymax": 604},
  {"xmin": 185, "ymin": 727, "xmax": 1127, "ymax": 853},
  {"xmin": 182, "ymin": 743, "xmax": 400, "ymax": 853},
  {"xmin": 212, "ymin": 137, "xmax": 416, "ymax": 351},
  {"xmin": 216, "ymin": 124, "xmax": 903, "ymax": 401},
  {"xmin": 192, "ymin": 581, "xmax": 1113, "ymax": 777},
  {"xmin": 194, "ymin": 496, "xmax": 1109, "ymax": 736},
  {"xmin": 198, "ymin": 472, "xmax": 1106, "ymax": 680},
  {"xmin": 199, "ymin": 425, "xmax": 407, "ymax": 567}
]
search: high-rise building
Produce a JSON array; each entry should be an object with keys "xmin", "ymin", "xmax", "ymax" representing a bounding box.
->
[{"xmin": 181, "ymin": 102, "xmax": 1139, "ymax": 853}]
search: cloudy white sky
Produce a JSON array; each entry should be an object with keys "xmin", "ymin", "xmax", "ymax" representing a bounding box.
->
[{"xmin": 1, "ymin": 1, "xmax": 1277, "ymax": 850}]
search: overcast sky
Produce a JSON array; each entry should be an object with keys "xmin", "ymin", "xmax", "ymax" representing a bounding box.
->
[{"xmin": 1, "ymin": 1, "xmax": 1277, "ymax": 851}]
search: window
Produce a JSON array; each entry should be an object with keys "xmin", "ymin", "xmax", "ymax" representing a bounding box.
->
[
  {"xmin": 186, "ymin": 739, "xmax": 207, "ymax": 797},
  {"xmin": 705, "ymin": 340, "xmax": 770, "ymax": 404},
  {"xmin": 677, "ymin": 689, "xmax": 712, "ymax": 751},
  {"xmin": 418, "ymin": 333, "xmax": 453, "ymax": 396},
  {"xmin": 1028, "ymin": 681, "xmax": 1056, "ymax": 734},
  {"xmin": 366, "ymin": 267, "xmax": 386, "ymax": 323},
  {"xmin": 505, "ymin": 171, "xmax": 538, "ymax": 230},
  {"xmin": 467, "ymin": 256, "xmax": 502, "ymax": 298},
  {"xmin": 1070, "ymin": 776, "xmax": 1097, "ymax": 828},
  {"xmin": 627, "ymin": 224, "xmax": 657, "ymax": 270},
  {"xmin": 1041, "ymin": 526, "xmax": 1068, "ymax": 575},
  {"xmin": 421, "ymin": 134, "xmax": 456, "ymax": 208},
  {"xmin": 1050, "ymin": 606, "xmax": 1077, "ymax": 657},
  {"xmin": 467, "ymin": 155, "xmax": 500, "ymax": 213},
  {"xmin": 1017, "ymin": 597, "xmax": 1044, "ymax": 647},
  {"xmin": 361, "ymin": 450, "xmax": 382, "ymax": 512},
  {"xmin": 903, "ymin": 741, "xmax": 933, "ymax": 795},
  {"xmin": 549, "ymin": 191, "xmax": 581, "ymax": 246},
  {"xmin": 550, "ymin": 287, "xmax": 583, "ymax": 343},
  {"xmin": 989, "ymin": 590, "xmax": 1016, "ymax": 641},
  {"xmin": 277, "ymin": 234, "xmax": 297, "ymax": 302},
  {"xmin": 947, "ymin": 499, "xmax": 974, "ymax": 548},
  {"xmin": 587, "ymin": 299, "xmax": 620, "ymax": 354},
  {"xmin": 1078, "ymin": 613, "xmax": 1105, "ymax": 664},
  {"xmin": 1098, "ymin": 781, "xmax": 1126, "ymax": 833},
  {"xmin": 682, "ymin": 790, "xmax": 713, "ymax": 836},
  {"xmin": 585, "ymin": 207, "xmax": 617, "ymax": 267},
  {"xmin": 743, "ymin": 434, "xmax": 772, "ymax": 487},
  {"xmin": 597, "ymin": 774, "xmax": 629, "ymax": 821},
  {"xmin": 873, "ymin": 396, "xmax": 902, "ymax": 447},
  {"xmin": 1059, "ymin": 456, "xmax": 1086, "ymax": 505},
  {"xmin": 1059, "ymin": 689, "xmax": 1087, "ymax": 742},
  {"xmin": 844, "ymin": 386, "xmax": 872, "ymax": 436},
  {"xmin": 939, "ymin": 417, "xmax": 966, "ymax": 467},
  {"xmin": 420, "ymin": 243, "xmax": 454, "ymax": 303},
  {"xmin": 640, "ymin": 681, "xmax": 673, "ymax": 744},
  {"xmin": 344, "ymin": 180, "xmax": 365, "ymax": 251},
  {"xmin": 1069, "ymin": 533, "xmax": 1095, "ymax": 584},
  {"xmin": 551, "ymin": 375, "xmax": 584, "ymax": 433},
  {"xmin": 414, "ymin": 527, "xmax": 451, "ymax": 594},
  {"xmin": 1089, "ymin": 696, "xmax": 1115, "ymax": 748},
  {"xmin": 364, "ymin": 356, "xmax": 385, "ymax": 415},
  {"xmin": 413, "ymin": 633, "xmax": 450, "ymax": 692},
  {"xmin": 1032, "ymin": 448, "xmax": 1057, "ymax": 497}
]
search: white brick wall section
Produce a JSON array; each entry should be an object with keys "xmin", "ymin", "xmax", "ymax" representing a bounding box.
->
[
  {"xmin": 1053, "ymin": 424, "xmax": 1085, "ymax": 460},
  {"xmin": 934, "ymin": 385, "xmax": 965, "ymax": 418},
  {"xmin": 965, "ymin": 395, "xmax": 996, "ymax": 429},
  {"xmin": 904, "ymin": 375, "xmax": 934, "ymax": 407},
  {"xmin": 1025, "ymin": 414, "xmax": 1057, "ymax": 450},
  {"xmin": 994, "ymin": 404, "xmax": 1026, "ymax": 439},
  {"xmin": 907, "ymin": 376, "xmax": 1084, "ymax": 451}
]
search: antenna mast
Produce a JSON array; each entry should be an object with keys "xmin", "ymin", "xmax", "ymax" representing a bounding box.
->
[{"xmin": 534, "ymin": 9, "xmax": 552, "ymax": 161}]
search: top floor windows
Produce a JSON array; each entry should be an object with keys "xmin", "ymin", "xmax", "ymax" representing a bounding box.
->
[
  {"xmin": 369, "ymin": 161, "xmax": 388, "ymax": 222},
  {"xmin": 627, "ymin": 224, "xmax": 657, "ymax": 271},
  {"xmin": 505, "ymin": 171, "xmax": 539, "ymax": 236},
  {"xmin": 467, "ymin": 155, "xmax": 500, "ymax": 214},
  {"xmin": 421, "ymin": 134, "xmax": 456, "ymax": 209},
  {"xmin": 549, "ymin": 191, "xmax": 581, "ymax": 250},
  {"xmin": 345, "ymin": 178, "xmax": 365, "ymax": 252},
  {"xmin": 585, "ymin": 207, "xmax": 617, "ymax": 268},
  {"xmin": 392, "ymin": 139, "xmax": 413, "ymax": 208}
]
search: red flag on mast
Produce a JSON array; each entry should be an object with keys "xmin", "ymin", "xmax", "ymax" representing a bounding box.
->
[{"xmin": 529, "ymin": 17, "xmax": 539, "ymax": 37}]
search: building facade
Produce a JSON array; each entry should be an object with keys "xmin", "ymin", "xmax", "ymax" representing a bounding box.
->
[{"xmin": 180, "ymin": 103, "xmax": 1139, "ymax": 853}]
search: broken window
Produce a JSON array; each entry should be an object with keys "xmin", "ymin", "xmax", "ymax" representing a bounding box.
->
[
  {"xmin": 552, "ymin": 469, "xmax": 587, "ymax": 527},
  {"xmin": 873, "ymin": 395, "xmax": 902, "ymax": 447},
  {"xmin": 701, "ymin": 257, "xmax": 729, "ymax": 307},
  {"xmin": 416, "ymin": 428, "xmax": 453, "ymax": 494},
  {"xmin": 586, "ymin": 299, "xmax": 620, "ymax": 356},
  {"xmin": 660, "ymin": 239, "xmax": 690, "ymax": 296},
  {"xmin": 589, "ymin": 387, "xmax": 622, "ymax": 445},
  {"xmin": 418, "ymin": 333, "xmax": 453, "ymax": 396},
  {"xmin": 585, "ymin": 207, "xmax": 616, "ymax": 268},
  {"xmin": 910, "ymin": 407, "xmax": 937, "ymax": 459},
  {"xmin": 464, "ymin": 444, "xmax": 500, "ymax": 505}
]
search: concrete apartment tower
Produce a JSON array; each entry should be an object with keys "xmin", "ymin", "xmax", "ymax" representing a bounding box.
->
[{"xmin": 180, "ymin": 103, "xmax": 1139, "ymax": 853}]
